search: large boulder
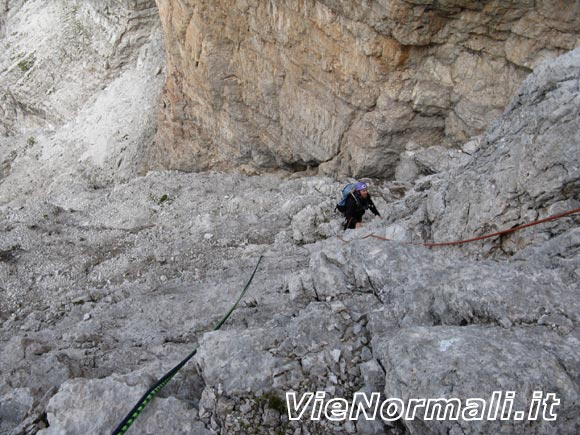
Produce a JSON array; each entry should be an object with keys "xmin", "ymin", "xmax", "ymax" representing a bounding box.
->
[
  {"xmin": 373, "ymin": 326, "xmax": 580, "ymax": 435},
  {"xmin": 38, "ymin": 377, "xmax": 210, "ymax": 435}
]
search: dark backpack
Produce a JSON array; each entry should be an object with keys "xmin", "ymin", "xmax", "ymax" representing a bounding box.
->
[{"xmin": 336, "ymin": 183, "xmax": 358, "ymax": 213}]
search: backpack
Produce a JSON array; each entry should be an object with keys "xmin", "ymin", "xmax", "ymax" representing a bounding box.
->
[{"xmin": 336, "ymin": 183, "xmax": 357, "ymax": 213}]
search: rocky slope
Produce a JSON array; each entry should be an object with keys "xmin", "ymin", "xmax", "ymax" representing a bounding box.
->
[
  {"xmin": 381, "ymin": 46, "xmax": 580, "ymax": 257},
  {"xmin": 0, "ymin": 2, "xmax": 579, "ymax": 435},
  {"xmin": 0, "ymin": 0, "xmax": 164, "ymax": 202},
  {"xmin": 1, "ymin": 48, "xmax": 579, "ymax": 434},
  {"xmin": 151, "ymin": 0, "xmax": 580, "ymax": 178}
]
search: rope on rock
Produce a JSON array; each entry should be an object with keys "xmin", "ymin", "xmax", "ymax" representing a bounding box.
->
[
  {"xmin": 111, "ymin": 255, "xmax": 264, "ymax": 435},
  {"xmin": 111, "ymin": 206, "xmax": 580, "ymax": 432},
  {"xmin": 341, "ymin": 207, "xmax": 580, "ymax": 247},
  {"xmin": 423, "ymin": 207, "xmax": 580, "ymax": 247}
]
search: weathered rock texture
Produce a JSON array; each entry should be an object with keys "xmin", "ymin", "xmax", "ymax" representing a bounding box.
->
[
  {"xmin": 150, "ymin": 0, "xmax": 580, "ymax": 177},
  {"xmin": 1, "ymin": 2, "xmax": 580, "ymax": 435},
  {"xmin": 0, "ymin": 0, "xmax": 164, "ymax": 202},
  {"xmin": 0, "ymin": 0, "xmax": 161, "ymax": 132},
  {"xmin": 427, "ymin": 46, "xmax": 580, "ymax": 251},
  {"xmin": 379, "ymin": 47, "xmax": 580, "ymax": 256}
]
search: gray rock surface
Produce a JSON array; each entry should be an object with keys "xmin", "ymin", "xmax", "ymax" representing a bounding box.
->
[
  {"xmin": 0, "ymin": 3, "xmax": 579, "ymax": 435},
  {"xmin": 38, "ymin": 377, "xmax": 211, "ymax": 435},
  {"xmin": 152, "ymin": 0, "xmax": 580, "ymax": 177},
  {"xmin": 374, "ymin": 326, "xmax": 580, "ymax": 435},
  {"xmin": 425, "ymin": 47, "xmax": 580, "ymax": 255},
  {"xmin": 0, "ymin": 0, "xmax": 165, "ymax": 203},
  {"xmin": 0, "ymin": 171, "xmax": 354, "ymax": 434}
]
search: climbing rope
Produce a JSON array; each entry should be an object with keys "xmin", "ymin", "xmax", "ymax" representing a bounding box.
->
[
  {"xmin": 110, "ymin": 207, "xmax": 579, "ymax": 432},
  {"xmin": 111, "ymin": 255, "xmax": 264, "ymax": 435},
  {"xmin": 341, "ymin": 207, "xmax": 580, "ymax": 247}
]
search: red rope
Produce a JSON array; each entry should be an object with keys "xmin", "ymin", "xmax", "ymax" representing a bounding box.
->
[
  {"xmin": 423, "ymin": 207, "xmax": 580, "ymax": 247},
  {"xmin": 339, "ymin": 208, "xmax": 580, "ymax": 248}
]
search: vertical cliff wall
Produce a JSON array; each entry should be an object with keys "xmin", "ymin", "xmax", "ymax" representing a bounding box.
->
[{"xmin": 149, "ymin": 0, "xmax": 579, "ymax": 178}]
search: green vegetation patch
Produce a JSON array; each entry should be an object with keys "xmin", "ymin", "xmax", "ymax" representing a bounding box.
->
[{"xmin": 17, "ymin": 54, "xmax": 36, "ymax": 73}]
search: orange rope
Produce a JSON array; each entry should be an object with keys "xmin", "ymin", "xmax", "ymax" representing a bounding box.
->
[
  {"xmin": 423, "ymin": 207, "xmax": 580, "ymax": 248},
  {"xmin": 339, "ymin": 207, "xmax": 580, "ymax": 248}
]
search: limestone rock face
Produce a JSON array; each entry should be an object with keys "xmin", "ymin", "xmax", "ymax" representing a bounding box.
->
[
  {"xmin": 0, "ymin": 0, "xmax": 161, "ymax": 131},
  {"xmin": 38, "ymin": 377, "xmax": 211, "ymax": 435},
  {"xmin": 374, "ymin": 326, "xmax": 580, "ymax": 435},
  {"xmin": 0, "ymin": 0, "xmax": 165, "ymax": 201},
  {"xmin": 151, "ymin": 0, "xmax": 580, "ymax": 177},
  {"xmin": 309, "ymin": 229, "xmax": 580, "ymax": 434},
  {"xmin": 425, "ymin": 47, "xmax": 580, "ymax": 254},
  {"xmin": 2, "ymin": 4, "xmax": 580, "ymax": 435}
]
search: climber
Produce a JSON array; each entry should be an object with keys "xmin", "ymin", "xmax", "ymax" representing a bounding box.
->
[{"xmin": 342, "ymin": 181, "xmax": 380, "ymax": 230}]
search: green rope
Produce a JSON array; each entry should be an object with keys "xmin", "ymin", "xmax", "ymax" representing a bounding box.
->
[{"xmin": 111, "ymin": 255, "xmax": 264, "ymax": 435}]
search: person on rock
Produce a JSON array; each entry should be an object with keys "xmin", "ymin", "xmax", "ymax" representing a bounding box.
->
[{"xmin": 343, "ymin": 181, "xmax": 380, "ymax": 230}]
